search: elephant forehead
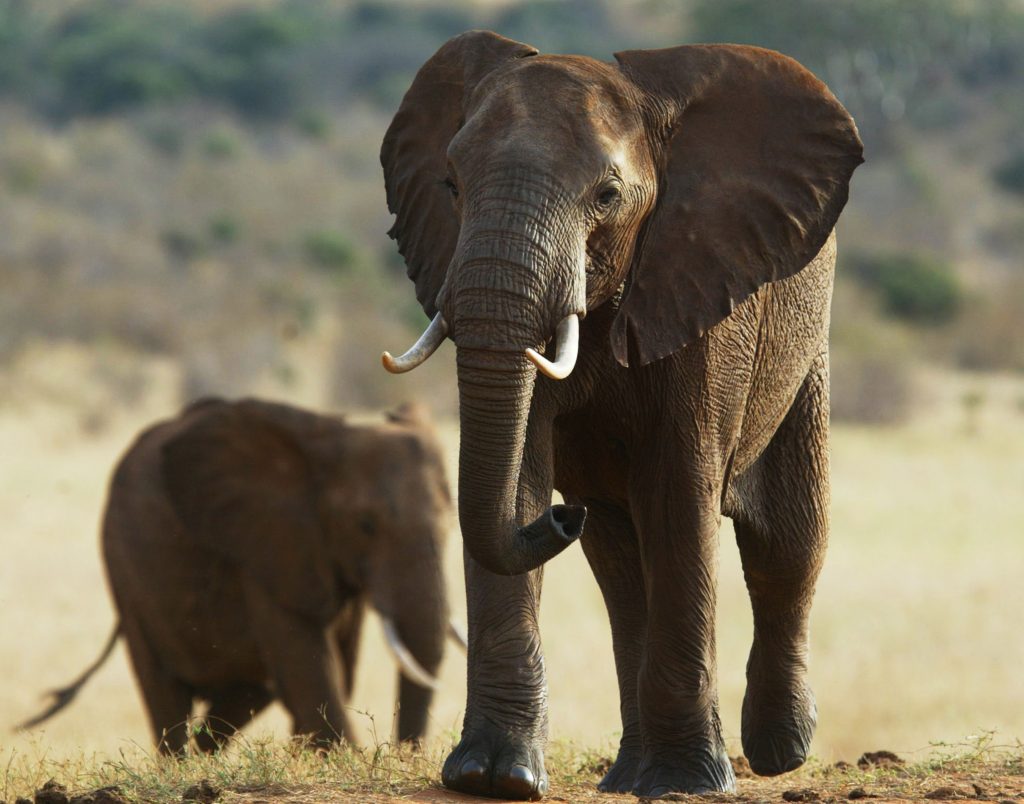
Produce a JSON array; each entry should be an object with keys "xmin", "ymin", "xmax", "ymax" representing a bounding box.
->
[{"xmin": 455, "ymin": 56, "xmax": 646, "ymax": 171}]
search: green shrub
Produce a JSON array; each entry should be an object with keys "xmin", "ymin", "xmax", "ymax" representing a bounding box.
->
[
  {"xmin": 208, "ymin": 213, "xmax": 240, "ymax": 245},
  {"xmin": 844, "ymin": 250, "xmax": 963, "ymax": 325},
  {"xmin": 992, "ymin": 151, "xmax": 1024, "ymax": 196},
  {"xmin": 303, "ymin": 230, "xmax": 356, "ymax": 272},
  {"xmin": 202, "ymin": 128, "xmax": 239, "ymax": 159},
  {"xmin": 295, "ymin": 108, "xmax": 330, "ymax": 140}
]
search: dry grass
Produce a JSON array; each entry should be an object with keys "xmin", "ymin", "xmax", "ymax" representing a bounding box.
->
[
  {"xmin": 1, "ymin": 733, "xmax": 1022, "ymax": 802},
  {"xmin": 1, "ymin": 346, "xmax": 1023, "ymax": 800}
]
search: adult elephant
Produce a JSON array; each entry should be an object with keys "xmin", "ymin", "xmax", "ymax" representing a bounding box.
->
[
  {"xmin": 21, "ymin": 398, "xmax": 459, "ymax": 752},
  {"xmin": 381, "ymin": 32, "xmax": 862, "ymax": 800}
]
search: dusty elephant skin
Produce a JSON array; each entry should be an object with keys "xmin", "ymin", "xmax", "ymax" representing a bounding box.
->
[
  {"xmin": 381, "ymin": 30, "xmax": 863, "ymax": 801},
  {"xmin": 22, "ymin": 399, "xmax": 454, "ymax": 752}
]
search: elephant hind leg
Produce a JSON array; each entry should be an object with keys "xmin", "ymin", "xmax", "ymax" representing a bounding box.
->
[
  {"xmin": 576, "ymin": 499, "xmax": 646, "ymax": 794},
  {"xmin": 243, "ymin": 580, "xmax": 352, "ymax": 746},
  {"xmin": 732, "ymin": 354, "xmax": 830, "ymax": 777},
  {"xmin": 120, "ymin": 615, "xmax": 194, "ymax": 754},
  {"xmin": 194, "ymin": 683, "xmax": 273, "ymax": 752}
]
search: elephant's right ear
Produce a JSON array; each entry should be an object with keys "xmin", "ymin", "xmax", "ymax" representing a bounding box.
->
[
  {"xmin": 381, "ymin": 30, "xmax": 538, "ymax": 317},
  {"xmin": 161, "ymin": 400, "xmax": 338, "ymax": 622}
]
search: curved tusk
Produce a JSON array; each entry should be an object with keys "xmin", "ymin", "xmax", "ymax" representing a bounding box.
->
[
  {"xmin": 525, "ymin": 314, "xmax": 579, "ymax": 380},
  {"xmin": 381, "ymin": 617, "xmax": 438, "ymax": 690},
  {"xmin": 382, "ymin": 313, "xmax": 448, "ymax": 374},
  {"xmin": 447, "ymin": 620, "xmax": 468, "ymax": 652}
]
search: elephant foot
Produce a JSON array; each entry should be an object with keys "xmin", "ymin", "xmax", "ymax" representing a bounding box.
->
[
  {"xmin": 442, "ymin": 726, "xmax": 547, "ymax": 801},
  {"xmin": 631, "ymin": 746, "xmax": 736, "ymax": 797},
  {"xmin": 741, "ymin": 680, "xmax": 817, "ymax": 777},
  {"xmin": 596, "ymin": 748, "xmax": 640, "ymax": 793}
]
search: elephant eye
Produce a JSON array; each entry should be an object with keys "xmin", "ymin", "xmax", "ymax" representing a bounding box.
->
[
  {"xmin": 443, "ymin": 177, "xmax": 459, "ymax": 199},
  {"xmin": 596, "ymin": 184, "xmax": 621, "ymax": 210}
]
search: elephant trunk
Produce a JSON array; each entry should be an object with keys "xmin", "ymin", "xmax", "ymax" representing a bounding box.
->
[{"xmin": 455, "ymin": 347, "xmax": 584, "ymax": 577}]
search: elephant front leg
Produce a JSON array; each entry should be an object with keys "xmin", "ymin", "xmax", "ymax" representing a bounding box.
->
[
  {"xmin": 631, "ymin": 489, "xmax": 736, "ymax": 797},
  {"xmin": 442, "ymin": 549, "xmax": 548, "ymax": 801}
]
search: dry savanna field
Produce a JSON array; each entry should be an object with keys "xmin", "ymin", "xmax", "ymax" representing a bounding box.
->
[{"xmin": 1, "ymin": 343, "xmax": 1022, "ymax": 802}]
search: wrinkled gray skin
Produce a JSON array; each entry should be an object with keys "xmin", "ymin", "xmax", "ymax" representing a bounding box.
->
[
  {"xmin": 100, "ymin": 398, "xmax": 452, "ymax": 752},
  {"xmin": 382, "ymin": 32, "xmax": 862, "ymax": 800}
]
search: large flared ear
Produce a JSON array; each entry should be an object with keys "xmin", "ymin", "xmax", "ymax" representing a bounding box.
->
[
  {"xmin": 610, "ymin": 45, "xmax": 864, "ymax": 366},
  {"xmin": 162, "ymin": 399, "xmax": 339, "ymax": 621},
  {"xmin": 381, "ymin": 30, "xmax": 538, "ymax": 317}
]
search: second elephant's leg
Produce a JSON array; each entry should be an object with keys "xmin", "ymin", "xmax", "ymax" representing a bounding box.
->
[
  {"xmin": 119, "ymin": 613, "xmax": 194, "ymax": 754},
  {"xmin": 733, "ymin": 357, "xmax": 830, "ymax": 776},
  {"xmin": 243, "ymin": 580, "xmax": 352, "ymax": 745},
  {"xmin": 442, "ymin": 549, "xmax": 547, "ymax": 801},
  {"xmin": 631, "ymin": 483, "xmax": 736, "ymax": 797},
  {"xmin": 194, "ymin": 683, "xmax": 273, "ymax": 751},
  {"xmin": 576, "ymin": 498, "xmax": 647, "ymax": 793}
]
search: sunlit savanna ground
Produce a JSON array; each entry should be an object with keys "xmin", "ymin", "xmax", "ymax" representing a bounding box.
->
[{"xmin": 1, "ymin": 341, "xmax": 1022, "ymax": 776}]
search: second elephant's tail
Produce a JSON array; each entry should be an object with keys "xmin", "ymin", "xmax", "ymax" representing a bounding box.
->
[{"xmin": 16, "ymin": 621, "xmax": 121, "ymax": 731}]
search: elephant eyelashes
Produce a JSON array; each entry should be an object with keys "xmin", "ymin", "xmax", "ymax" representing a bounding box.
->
[{"xmin": 443, "ymin": 177, "xmax": 459, "ymax": 198}]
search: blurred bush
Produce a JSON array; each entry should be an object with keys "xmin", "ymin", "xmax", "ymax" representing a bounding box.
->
[
  {"xmin": 0, "ymin": 0, "xmax": 1021, "ymax": 422},
  {"xmin": 843, "ymin": 251, "xmax": 962, "ymax": 325},
  {"xmin": 992, "ymin": 151, "xmax": 1024, "ymax": 196},
  {"xmin": 303, "ymin": 230, "xmax": 358, "ymax": 273}
]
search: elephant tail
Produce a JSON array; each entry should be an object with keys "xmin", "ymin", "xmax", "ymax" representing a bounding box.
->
[{"xmin": 15, "ymin": 621, "xmax": 121, "ymax": 731}]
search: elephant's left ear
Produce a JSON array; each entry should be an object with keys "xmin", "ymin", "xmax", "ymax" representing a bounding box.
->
[
  {"xmin": 610, "ymin": 45, "xmax": 864, "ymax": 366},
  {"xmin": 381, "ymin": 31, "xmax": 539, "ymax": 318}
]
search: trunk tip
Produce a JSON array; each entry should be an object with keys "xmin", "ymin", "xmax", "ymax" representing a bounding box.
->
[{"xmin": 550, "ymin": 504, "xmax": 586, "ymax": 542}]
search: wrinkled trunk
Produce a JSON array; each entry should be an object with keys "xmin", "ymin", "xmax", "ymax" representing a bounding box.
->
[
  {"xmin": 455, "ymin": 349, "xmax": 583, "ymax": 576},
  {"xmin": 446, "ymin": 178, "xmax": 586, "ymax": 576}
]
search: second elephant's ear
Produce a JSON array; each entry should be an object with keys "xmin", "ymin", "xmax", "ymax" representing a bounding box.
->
[
  {"xmin": 381, "ymin": 30, "xmax": 538, "ymax": 317},
  {"xmin": 610, "ymin": 45, "xmax": 864, "ymax": 366},
  {"xmin": 162, "ymin": 399, "xmax": 338, "ymax": 622}
]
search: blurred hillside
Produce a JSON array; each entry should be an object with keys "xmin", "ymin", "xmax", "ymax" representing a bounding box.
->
[{"xmin": 1, "ymin": 0, "xmax": 1022, "ymax": 425}]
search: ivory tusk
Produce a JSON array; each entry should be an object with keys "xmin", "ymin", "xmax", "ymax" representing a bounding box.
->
[
  {"xmin": 447, "ymin": 620, "xmax": 468, "ymax": 652},
  {"xmin": 382, "ymin": 313, "xmax": 448, "ymax": 374},
  {"xmin": 381, "ymin": 617, "xmax": 438, "ymax": 690},
  {"xmin": 525, "ymin": 314, "xmax": 579, "ymax": 380}
]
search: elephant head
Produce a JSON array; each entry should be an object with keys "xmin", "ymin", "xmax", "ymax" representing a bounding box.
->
[
  {"xmin": 161, "ymin": 398, "xmax": 453, "ymax": 741},
  {"xmin": 381, "ymin": 32, "xmax": 862, "ymax": 576}
]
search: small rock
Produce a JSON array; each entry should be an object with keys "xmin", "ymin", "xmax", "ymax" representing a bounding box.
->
[
  {"xmin": 848, "ymin": 788, "xmax": 878, "ymax": 799},
  {"xmin": 181, "ymin": 780, "xmax": 219, "ymax": 803},
  {"xmin": 924, "ymin": 787, "xmax": 964, "ymax": 800},
  {"xmin": 68, "ymin": 789, "xmax": 127, "ymax": 804},
  {"xmin": 731, "ymin": 755, "xmax": 755, "ymax": 779},
  {"xmin": 35, "ymin": 780, "xmax": 69, "ymax": 804},
  {"xmin": 834, "ymin": 760, "xmax": 854, "ymax": 771},
  {"xmin": 18, "ymin": 798, "xmax": 34, "ymax": 804},
  {"xmin": 584, "ymin": 756, "xmax": 613, "ymax": 776},
  {"xmin": 856, "ymin": 750, "xmax": 905, "ymax": 770},
  {"xmin": 783, "ymin": 789, "xmax": 821, "ymax": 802}
]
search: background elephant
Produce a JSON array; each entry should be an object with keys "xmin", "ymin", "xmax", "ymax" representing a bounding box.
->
[
  {"xmin": 381, "ymin": 32, "xmax": 862, "ymax": 799},
  {"xmin": 21, "ymin": 397, "xmax": 457, "ymax": 752}
]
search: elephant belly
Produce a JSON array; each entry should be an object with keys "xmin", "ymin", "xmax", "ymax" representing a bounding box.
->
[
  {"xmin": 553, "ymin": 407, "xmax": 631, "ymax": 506},
  {"xmin": 113, "ymin": 541, "xmax": 267, "ymax": 687}
]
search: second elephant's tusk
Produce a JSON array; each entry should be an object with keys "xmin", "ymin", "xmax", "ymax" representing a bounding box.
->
[
  {"xmin": 526, "ymin": 314, "xmax": 579, "ymax": 380},
  {"xmin": 382, "ymin": 313, "xmax": 448, "ymax": 374},
  {"xmin": 447, "ymin": 620, "xmax": 468, "ymax": 652},
  {"xmin": 381, "ymin": 617, "xmax": 438, "ymax": 690}
]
